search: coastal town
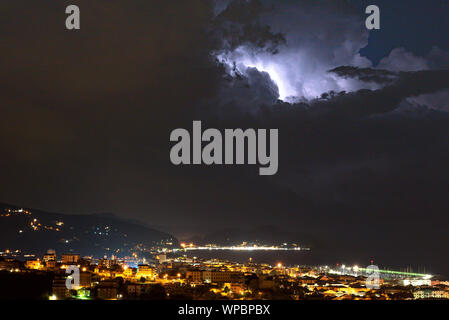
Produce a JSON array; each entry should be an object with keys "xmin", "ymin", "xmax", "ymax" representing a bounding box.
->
[{"xmin": 1, "ymin": 249, "xmax": 448, "ymax": 300}]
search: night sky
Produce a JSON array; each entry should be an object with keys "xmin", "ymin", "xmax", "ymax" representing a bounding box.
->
[{"xmin": 1, "ymin": 1, "xmax": 448, "ymax": 275}]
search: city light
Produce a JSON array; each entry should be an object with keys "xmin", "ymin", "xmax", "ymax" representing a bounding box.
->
[
  {"xmin": 0, "ymin": 246, "xmax": 445, "ymax": 301},
  {"xmin": 172, "ymin": 245, "xmax": 309, "ymax": 252}
]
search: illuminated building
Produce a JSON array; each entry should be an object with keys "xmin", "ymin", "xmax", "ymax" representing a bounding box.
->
[
  {"xmin": 43, "ymin": 249, "xmax": 56, "ymax": 262},
  {"xmin": 414, "ymin": 288, "xmax": 449, "ymax": 299},
  {"xmin": 99, "ymin": 258, "xmax": 118, "ymax": 269},
  {"xmin": 126, "ymin": 283, "xmax": 146, "ymax": 297},
  {"xmin": 61, "ymin": 253, "xmax": 80, "ymax": 264},
  {"xmin": 52, "ymin": 277, "xmax": 70, "ymax": 299},
  {"xmin": 97, "ymin": 280, "xmax": 120, "ymax": 300},
  {"xmin": 403, "ymin": 279, "xmax": 432, "ymax": 286},
  {"xmin": 79, "ymin": 272, "xmax": 92, "ymax": 287},
  {"xmin": 138, "ymin": 264, "xmax": 157, "ymax": 278},
  {"xmin": 76, "ymin": 288, "xmax": 91, "ymax": 300},
  {"xmin": 227, "ymin": 283, "xmax": 248, "ymax": 295},
  {"xmin": 186, "ymin": 270, "xmax": 202, "ymax": 283},
  {"xmin": 202, "ymin": 271, "xmax": 244, "ymax": 283},
  {"xmin": 25, "ymin": 259, "xmax": 41, "ymax": 270},
  {"xmin": 124, "ymin": 267, "xmax": 137, "ymax": 278},
  {"xmin": 0, "ymin": 258, "xmax": 22, "ymax": 271},
  {"xmin": 156, "ymin": 254, "xmax": 167, "ymax": 264}
]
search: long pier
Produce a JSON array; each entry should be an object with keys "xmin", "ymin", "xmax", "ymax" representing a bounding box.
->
[{"xmin": 357, "ymin": 267, "xmax": 432, "ymax": 278}]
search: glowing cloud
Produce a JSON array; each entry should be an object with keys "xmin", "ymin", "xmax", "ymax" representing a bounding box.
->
[
  {"xmin": 213, "ymin": 0, "xmax": 376, "ymax": 103},
  {"xmin": 216, "ymin": 45, "xmax": 375, "ymax": 102}
]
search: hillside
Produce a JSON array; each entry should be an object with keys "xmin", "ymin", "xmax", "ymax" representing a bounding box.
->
[{"xmin": 0, "ymin": 203, "xmax": 177, "ymax": 258}]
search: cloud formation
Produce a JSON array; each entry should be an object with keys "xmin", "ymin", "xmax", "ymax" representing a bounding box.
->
[
  {"xmin": 378, "ymin": 46, "xmax": 449, "ymax": 72},
  {"xmin": 212, "ymin": 0, "xmax": 449, "ymax": 114},
  {"xmin": 213, "ymin": 0, "xmax": 374, "ymax": 102},
  {"xmin": 378, "ymin": 48, "xmax": 430, "ymax": 72}
]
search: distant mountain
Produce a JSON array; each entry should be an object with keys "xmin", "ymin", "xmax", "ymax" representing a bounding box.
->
[
  {"xmin": 184, "ymin": 225, "xmax": 318, "ymax": 248},
  {"xmin": 0, "ymin": 203, "xmax": 178, "ymax": 258}
]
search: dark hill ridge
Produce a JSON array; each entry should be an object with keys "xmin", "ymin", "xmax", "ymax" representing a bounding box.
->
[{"xmin": 0, "ymin": 203, "xmax": 178, "ymax": 258}]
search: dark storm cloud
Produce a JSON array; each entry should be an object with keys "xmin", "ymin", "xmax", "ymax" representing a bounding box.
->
[
  {"xmin": 213, "ymin": 0, "xmax": 286, "ymax": 53},
  {"xmin": 213, "ymin": 0, "xmax": 376, "ymax": 101},
  {"xmin": 321, "ymin": 68, "xmax": 449, "ymax": 117},
  {"xmin": 194, "ymin": 1, "xmax": 449, "ymax": 274},
  {"xmin": 378, "ymin": 46, "xmax": 449, "ymax": 72},
  {"xmin": 329, "ymin": 66, "xmax": 399, "ymax": 85}
]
